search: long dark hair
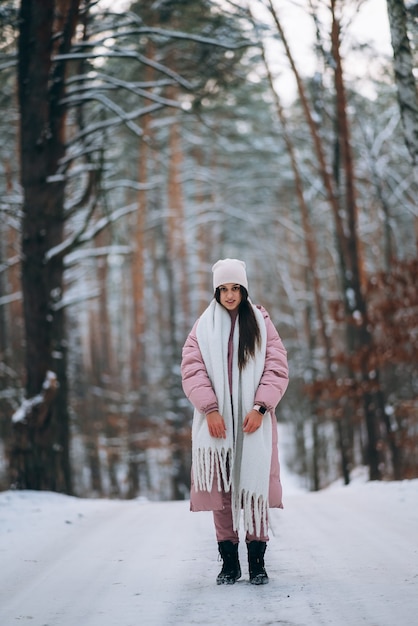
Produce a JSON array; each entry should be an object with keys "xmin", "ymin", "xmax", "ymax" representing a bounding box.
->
[{"xmin": 215, "ymin": 286, "xmax": 261, "ymax": 370}]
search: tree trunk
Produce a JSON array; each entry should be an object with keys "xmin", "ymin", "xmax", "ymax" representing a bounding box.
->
[
  {"xmin": 167, "ymin": 98, "xmax": 191, "ymax": 334},
  {"xmin": 127, "ymin": 121, "xmax": 149, "ymax": 499},
  {"xmin": 386, "ymin": 0, "xmax": 418, "ymax": 167},
  {"xmin": 331, "ymin": 2, "xmax": 400, "ymax": 480},
  {"xmin": 260, "ymin": 9, "xmax": 351, "ymax": 486},
  {"xmin": 11, "ymin": 0, "xmax": 80, "ymax": 492}
]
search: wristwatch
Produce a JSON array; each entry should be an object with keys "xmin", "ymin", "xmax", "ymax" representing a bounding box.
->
[{"xmin": 253, "ymin": 404, "xmax": 267, "ymax": 415}]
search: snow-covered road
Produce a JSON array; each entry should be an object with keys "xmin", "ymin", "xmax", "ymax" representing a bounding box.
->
[{"xmin": 0, "ymin": 478, "xmax": 417, "ymax": 626}]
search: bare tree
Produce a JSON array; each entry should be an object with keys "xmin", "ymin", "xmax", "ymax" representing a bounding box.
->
[
  {"xmin": 7, "ymin": 0, "xmax": 253, "ymax": 494},
  {"xmin": 12, "ymin": 0, "xmax": 81, "ymax": 492}
]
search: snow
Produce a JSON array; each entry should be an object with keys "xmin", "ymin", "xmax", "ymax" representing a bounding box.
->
[
  {"xmin": 11, "ymin": 396, "xmax": 46, "ymax": 424},
  {"xmin": 0, "ymin": 290, "xmax": 22, "ymax": 307},
  {"xmin": 11, "ymin": 371, "xmax": 57, "ymax": 424},
  {"xmin": 0, "ymin": 466, "xmax": 417, "ymax": 626}
]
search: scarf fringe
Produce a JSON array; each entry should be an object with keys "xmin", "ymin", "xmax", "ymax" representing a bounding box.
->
[
  {"xmin": 192, "ymin": 446, "xmax": 233, "ymax": 493},
  {"xmin": 233, "ymin": 489, "xmax": 268, "ymax": 537},
  {"xmin": 192, "ymin": 441, "xmax": 269, "ymax": 537}
]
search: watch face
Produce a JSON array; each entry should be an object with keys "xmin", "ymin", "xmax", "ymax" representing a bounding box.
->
[{"xmin": 259, "ymin": 406, "xmax": 267, "ymax": 414}]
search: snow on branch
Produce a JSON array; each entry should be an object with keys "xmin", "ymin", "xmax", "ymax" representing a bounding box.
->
[
  {"xmin": 65, "ymin": 75, "xmax": 188, "ymax": 110},
  {"xmin": 74, "ymin": 25, "xmax": 254, "ymax": 51},
  {"xmin": 64, "ymin": 102, "xmax": 164, "ymax": 146},
  {"xmin": 0, "ymin": 254, "xmax": 21, "ymax": 275},
  {"xmin": 0, "ymin": 291, "xmax": 22, "ymax": 307},
  {"xmin": 52, "ymin": 288, "xmax": 101, "ymax": 311},
  {"xmin": 61, "ymin": 91, "xmax": 147, "ymax": 137},
  {"xmin": 66, "ymin": 72, "xmax": 174, "ymax": 91},
  {"xmin": 12, "ymin": 371, "xmax": 58, "ymax": 427},
  {"xmin": 54, "ymin": 50, "xmax": 194, "ymax": 91},
  {"xmin": 58, "ymin": 145, "xmax": 105, "ymax": 170},
  {"xmin": 61, "ymin": 89, "xmax": 185, "ymax": 139},
  {"xmin": 129, "ymin": 26, "xmax": 254, "ymax": 49},
  {"xmin": 65, "ymin": 245, "xmax": 132, "ymax": 266},
  {"xmin": 45, "ymin": 203, "xmax": 138, "ymax": 263},
  {"xmin": 75, "ymin": 203, "xmax": 139, "ymax": 244},
  {"xmin": 101, "ymin": 178, "xmax": 163, "ymax": 192},
  {"xmin": 0, "ymin": 58, "xmax": 17, "ymax": 72}
]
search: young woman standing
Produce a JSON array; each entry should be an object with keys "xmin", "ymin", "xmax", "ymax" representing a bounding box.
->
[{"xmin": 181, "ymin": 258, "xmax": 289, "ymax": 585}]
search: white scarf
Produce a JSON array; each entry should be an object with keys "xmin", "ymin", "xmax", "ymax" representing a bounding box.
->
[{"xmin": 192, "ymin": 299, "xmax": 271, "ymax": 536}]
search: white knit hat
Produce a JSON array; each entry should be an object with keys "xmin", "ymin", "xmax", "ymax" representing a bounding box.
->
[{"xmin": 212, "ymin": 258, "xmax": 248, "ymax": 291}]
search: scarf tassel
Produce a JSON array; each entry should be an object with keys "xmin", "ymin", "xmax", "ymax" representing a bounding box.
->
[
  {"xmin": 193, "ymin": 444, "xmax": 268, "ymax": 537},
  {"xmin": 233, "ymin": 490, "xmax": 268, "ymax": 537},
  {"xmin": 192, "ymin": 446, "xmax": 233, "ymax": 493}
]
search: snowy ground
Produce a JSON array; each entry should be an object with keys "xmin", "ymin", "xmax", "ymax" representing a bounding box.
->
[{"xmin": 0, "ymin": 470, "xmax": 417, "ymax": 626}]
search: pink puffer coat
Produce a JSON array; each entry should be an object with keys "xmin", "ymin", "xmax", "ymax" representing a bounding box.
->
[{"xmin": 181, "ymin": 305, "xmax": 289, "ymax": 511}]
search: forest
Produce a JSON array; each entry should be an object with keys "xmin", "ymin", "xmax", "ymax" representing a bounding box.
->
[{"xmin": 0, "ymin": 0, "xmax": 417, "ymax": 500}]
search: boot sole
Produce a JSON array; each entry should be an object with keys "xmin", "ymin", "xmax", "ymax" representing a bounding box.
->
[
  {"xmin": 217, "ymin": 578, "xmax": 237, "ymax": 585},
  {"xmin": 216, "ymin": 572, "xmax": 242, "ymax": 585},
  {"xmin": 250, "ymin": 575, "xmax": 269, "ymax": 585}
]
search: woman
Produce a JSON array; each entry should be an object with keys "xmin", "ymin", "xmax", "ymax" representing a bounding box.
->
[{"xmin": 181, "ymin": 258, "xmax": 289, "ymax": 585}]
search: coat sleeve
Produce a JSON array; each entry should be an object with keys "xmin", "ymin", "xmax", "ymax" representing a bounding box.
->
[
  {"xmin": 254, "ymin": 307, "xmax": 289, "ymax": 411},
  {"xmin": 181, "ymin": 321, "xmax": 218, "ymax": 415}
]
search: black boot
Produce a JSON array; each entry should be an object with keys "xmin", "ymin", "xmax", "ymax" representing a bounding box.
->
[
  {"xmin": 247, "ymin": 541, "xmax": 269, "ymax": 585},
  {"xmin": 216, "ymin": 540, "xmax": 241, "ymax": 585}
]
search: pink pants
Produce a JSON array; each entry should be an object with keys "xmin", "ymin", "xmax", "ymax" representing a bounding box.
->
[{"xmin": 213, "ymin": 489, "xmax": 269, "ymax": 543}]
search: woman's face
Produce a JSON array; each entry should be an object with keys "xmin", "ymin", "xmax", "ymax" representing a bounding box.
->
[{"xmin": 218, "ymin": 283, "xmax": 242, "ymax": 312}]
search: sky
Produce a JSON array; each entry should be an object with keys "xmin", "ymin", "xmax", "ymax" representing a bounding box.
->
[
  {"xmin": 258, "ymin": 0, "xmax": 393, "ymax": 103},
  {"xmin": 100, "ymin": 0, "xmax": 393, "ymax": 58},
  {"xmin": 278, "ymin": 0, "xmax": 392, "ymax": 59},
  {"xmin": 97, "ymin": 0, "xmax": 394, "ymax": 105}
]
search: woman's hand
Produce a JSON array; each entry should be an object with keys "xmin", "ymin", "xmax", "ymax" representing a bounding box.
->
[
  {"xmin": 206, "ymin": 411, "xmax": 227, "ymax": 438},
  {"xmin": 243, "ymin": 409, "xmax": 264, "ymax": 434}
]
